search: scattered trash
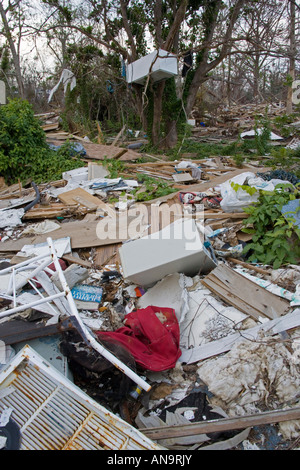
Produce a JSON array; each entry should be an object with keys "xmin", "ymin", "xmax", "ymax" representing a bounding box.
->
[{"xmin": 0, "ymin": 129, "xmax": 299, "ymax": 450}]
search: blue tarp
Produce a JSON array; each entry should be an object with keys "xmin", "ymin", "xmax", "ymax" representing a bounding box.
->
[{"xmin": 281, "ymin": 199, "xmax": 300, "ymax": 229}]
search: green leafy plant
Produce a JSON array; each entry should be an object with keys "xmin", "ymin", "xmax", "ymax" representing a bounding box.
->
[
  {"xmin": 103, "ymin": 157, "xmax": 126, "ymax": 178},
  {"xmin": 230, "ymin": 181, "xmax": 257, "ymax": 196},
  {"xmin": 242, "ymin": 184, "xmax": 300, "ymax": 269},
  {"xmin": 0, "ymin": 98, "xmax": 84, "ymax": 184},
  {"xmin": 133, "ymin": 174, "xmax": 177, "ymax": 201}
]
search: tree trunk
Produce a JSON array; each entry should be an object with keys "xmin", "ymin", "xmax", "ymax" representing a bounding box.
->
[
  {"xmin": 185, "ymin": 64, "xmax": 210, "ymax": 118},
  {"xmin": 160, "ymin": 119, "xmax": 178, "ymax": 149},
  {"xmin": 253, "ymin": 54, "xmax": 260, "ymax": 104},
  {"xmin": 286, "ymin": 0, "xmax": 296, "ymax": 115},
  {"xmin": 0, "ymin": 3, "xmax": 24, "ymax": 99},
  {"xmin": 151, "ymin": 81, "xmax": 165, "ymax": 147},
  {"xmin": 185, "ymin": 0, "xmax": 246, "ymax": 118}
]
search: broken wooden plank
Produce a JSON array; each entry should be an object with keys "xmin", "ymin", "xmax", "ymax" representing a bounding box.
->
[
  {"xmin": 58, "ymin": 187, "xmax": 100, "ymax": 208},
  {"xmin": 228, "ymin": 257, "xmax": 270, "ymax": 275},
  {"xmin": 0, "ymin": 218, "xmax": 124, "ymax": 251},
  {"xmin": 22, "ymin": 203, "xmax": 78, "ymax": 219},
  {"xmin": 118, "ymin": 149, "xmax": 143, "ymax": 161},
  {"xmin": 201, "ymin": 275, "xmax": 266, "ymax": 321},
  {"xmin": 0, "ymin": 213, "xmax": 137, "ymax": 252},
  {"xmin": 94, "ymin": 243, "xmax": 122, "ymax": 267},
  {"xmin": 111, "ymin": 125, "xmax": 126, "ymax": 146},
  {"xmin": 204, "ymin": 212, "xmax": 248, "ymax": 219},
  {"xmin": 201, "ymin": 264, "xmax": 290, "ymax": 320},
  {"xmin": 141, "ymin": 407, "xmax": 300, "ymax": 441},
  {"xmin": 42, "ymin": 122, "xmax": 59, "ymax": 132},
  {"xmin": 62, "ymin": 253, "xmax": 93, "ymax": 269},
  {"xmin": 82, "ymin": 142, "xmax": 126, "ymax": 160}
]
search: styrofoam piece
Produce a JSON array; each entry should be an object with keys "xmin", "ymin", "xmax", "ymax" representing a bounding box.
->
[
  {"xmin": 62, "ymin": 166, "xmax": 88, "ymax": 182},
  {"xmin": 126, "ymin": 49, "xmax": 178, "ymax": 85},
  {"xmin": 137, "ymin": 273, "xmax": 192, "ymax": 323},
  {"xmin": 0, "ymin": 345, "xmax": 164, "ymax": 450},
  {"xmin": 119, "ymin": 219, "xmax": 217, "ymax": 287}
]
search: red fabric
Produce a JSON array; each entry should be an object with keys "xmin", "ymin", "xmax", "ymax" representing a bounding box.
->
[{"xmin": 96, "ymin": 306, "xmax": 181, "ymax": 371}]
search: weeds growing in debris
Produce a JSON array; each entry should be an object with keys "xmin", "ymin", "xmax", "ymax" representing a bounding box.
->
[
  {"xmin": 103, "ymin": 157, "xmax": 126, "ymax": 178},
  {"xmin": 242, "ymin": 184, "xmax": 300, "ymax": 269},
  {"xmin": 133, "ymin": 174, "xmax": 177, "ymax": 201}
]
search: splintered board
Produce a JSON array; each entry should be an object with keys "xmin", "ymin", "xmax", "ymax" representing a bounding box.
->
[
  {"xmin": 57, "ymin": 187, "xmax": 110, "ymax": 213},
  {"xmin": 201, "ymin": 264, "xmax": 290, "ymax": 321}
]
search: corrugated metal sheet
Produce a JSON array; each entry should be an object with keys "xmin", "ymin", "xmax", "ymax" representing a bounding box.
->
[{"xmin": 0, "ymin": 345, "xmax": 164, "ymax": 450}]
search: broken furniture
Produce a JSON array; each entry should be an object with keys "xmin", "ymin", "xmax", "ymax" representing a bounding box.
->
[{"xmin": 0, "ymin": 237, "xmax": 151, "ymax": 394}]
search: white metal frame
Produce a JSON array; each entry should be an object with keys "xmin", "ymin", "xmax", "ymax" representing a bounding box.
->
[{"xmin": 0, "ymin": 237, "xmax": 151, "ymax": 392}]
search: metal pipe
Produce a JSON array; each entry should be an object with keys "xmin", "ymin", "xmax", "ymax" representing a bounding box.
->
[
  {"xmin": 6, "ymin": 257, "xmax": 52, "ymax": 295},
  {"xmin": 0, "ymin": 291, "xmax": 66, "ymax": 319},
  {"xmin": 22, "ymin": 182, "xmax": 40, "ymax": 213}
]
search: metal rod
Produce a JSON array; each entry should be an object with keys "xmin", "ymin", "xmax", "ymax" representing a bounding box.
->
[
  {"xmin": 27, "ymin": 279, "xmax": 59, "ymax": 317},
  {"xmin": 0, "ymin": 253, "xmax": 51, "ymax": 275},
  {"xmin": 0, "ymin": 291, "xmax": 66, "ymax": 319},
  {"xmin": 12, "ymin": 268, "xmax": 16, "ymax": 307},
  {"xmin": 6, "ymin": 257, "xmax": 52, "ymax": 295}
]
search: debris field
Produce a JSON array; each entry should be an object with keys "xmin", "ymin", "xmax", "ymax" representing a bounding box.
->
[{"xmin": 0, "ymin": 113, "xmax": 300, "ymax": 451}]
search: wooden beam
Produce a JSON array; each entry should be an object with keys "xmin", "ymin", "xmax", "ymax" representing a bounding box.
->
[
  {"xmin": 141, "ymin": 407, "xmax": 300, "ymax": 441},
  {"xmin": 62, "ymin": 253, "xmax": 93, "ymax": 269}
]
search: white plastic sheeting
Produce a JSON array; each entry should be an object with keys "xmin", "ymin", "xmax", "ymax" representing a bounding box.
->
[{"xmin": 48, "ymin": 69, "xmax": 76, "ymax": 103}]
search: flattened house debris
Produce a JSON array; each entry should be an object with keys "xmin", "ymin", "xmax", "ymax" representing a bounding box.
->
[{"xmin": 0, "ymin": 117, "xmax": 300, "ymax": 452}]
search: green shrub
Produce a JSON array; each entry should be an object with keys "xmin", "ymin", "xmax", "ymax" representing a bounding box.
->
[{"xmin": 0, "ymin": 98, "xmax": 84, "ymax": 184}]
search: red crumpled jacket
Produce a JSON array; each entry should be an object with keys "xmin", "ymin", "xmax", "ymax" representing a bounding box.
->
[{"xmin": 96, "ymin": 306, "xmax": 181, "ymax": 371}]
